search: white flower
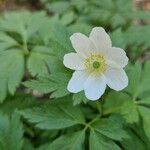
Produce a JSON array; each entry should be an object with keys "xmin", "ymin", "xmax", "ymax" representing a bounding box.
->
[{"xmin": 63, "ymin": 27, "xmax": 128, "ymax": 101}]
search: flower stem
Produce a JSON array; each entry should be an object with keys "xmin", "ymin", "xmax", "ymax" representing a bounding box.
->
[
  {"xmin": 96, "ymin": 101, "xmax": 102, "ymax": 117},
  {"xmin": 84, "ymin": 114, "xmax": 100, "ymax": 131}
]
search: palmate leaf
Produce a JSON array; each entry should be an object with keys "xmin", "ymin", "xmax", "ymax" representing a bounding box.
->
[
  {"xmin": 126, "ymin": 61, "xmax": 150, "ymax": 99},
  {"xmin": 0, "ymin": 50, "xmax": 24, "ymax": 102},
  {"xmin": 119, "ymin": 100, "xmax": 139, "ymax": 123},
  {"xmin": 27, "ymin": 46, "xmax": 55, "ymax": 76},
  {"xmin": 104, "ymin": 92, "xmax": 150, "ymax": 126},
  {"xmin": 0, "ymin": 11, "xmax": 48, "ymax": 40},
  {"xmin": 20, "ymin": 96, "xmax": 85, "ymax": 129},
  {"xmin": 90, "ymin": 130, "xmax": 120, "ymax": 150},
  {"xmin": 103, "ymin": 62, "xmax": 150, "ymax": 141},
  {"xmin": 27, "ymin": 21, "xmax": 72, "ymax": 76},
  {"xmin": 60, "ymin": 11, "xmax": 76, "ymax": 26},
  {"xmin": 36, "ymin": 115, "xmax": 127, "ymax": 150},
  {"xmin": 122, "ymin": 129, "xmax": 148, "ymax": 150},
  {"xmin": 23, "ymin": 139, "xmax": 35, "ymax": 150},
  {"xmin": 90, "ymin": 0, "xmax": 150, "ymax": 28},
  {"xmin": 38, "ymin": 130, "xmax": 85, "ymax": 150},
  {"xmin": 138, "ymin": 106, "xmax": 150, "ymax": 141},
  {"xmin": 103, "ymin": 91, "xmax": 131, "ymax": 115},
  {"xmin": 39, "ymin": 20, "xmax": 73, "ymax": 57},
  {"xmin": 69, "ymin": 22, "xmax": 92, "ymax": 35},
  {"xmin": 0, "ymin": 93, "xmax": 40, "ymax": 115},
  {"xmin": 0, "ymin": 11, "xmax": 73, "ymax": 102},
  {"xmin": 44, "ymin": 1, "xmax": 70, "ymax": 14},
  {"xmin": 112, "ymin": 26, "xmax": 150, "ymax": 59},
  {"xmin": 73, "ymin": 92, "xmax": 88, "ymax": 106},
  {"xmin": 91, "ymin": 116, "xmax": 128, "ymax": 141},
  {"xmin": 23, "ymin": 73, "xmax": 71, "ymax": 98},
  {"xmin": 86, "ymin": 0, "xmax": 133, "ymax": 28},
  {"xmin": 89, "ymin": 115, "xmax": 128, "ymax": 150},
  {"xmin": 103, "ymin": 92, "xmax": 139, "ymax": 124},
  {"xmin": 0, "ymin": 32, "xmax": 19, "ymax": 50},
  {"xmin": 0, "ymin": 112, "xmax": 24, "ymax": 150},
  {"xmin": 110, "ymin": 28, "xmax": 126, "ymax": 49},
  {"xmin": 42, "ymin": 0, "xmax": 150, "ymax": 28},
  {"xmin": 104, "ymin": 62, "xmax": 150, "ymax": 119},
  {"xmin": 125, "ymin": 25, "xmax": 150, "ymax": 49},
  {"xmin": 0, "ymin": 11, "xmax": 50, "ymax": 102},
  {"xmin": 125, "ymin": 62, "xmax": 142, "ymax": 99}
]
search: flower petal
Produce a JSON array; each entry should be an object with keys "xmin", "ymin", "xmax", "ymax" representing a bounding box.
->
[
  {"xmin": 89, "ymin": 27, "xmax": 112, "ymax": 52},
  {"xmin": 84, "ymin": 74, "xmax": 106, "ymax": 100},
  {"xmin": 104, "ymin": 67, "xmax": 128, "ymax": 91},
  {"xmin": 70, "ymin": 33, "xmax": 95, "ymax": 58},
  {"xmin": 67, "ymin": 71, "xmax": 89, "ymax": 93},
  {"xmin": 63, "ymin": 53, "xmax": 85, "ymax": 70},
  {"xmin": 106, "ymin": 47, "xmax": 128, "ymax": 68}
]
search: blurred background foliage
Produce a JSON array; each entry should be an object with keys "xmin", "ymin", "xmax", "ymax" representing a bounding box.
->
[
  {"xmin": 1, "ymin": 0, "xmax": 150, "ymax": 60},
  {"xmin": 0, "ymin": 0, "xmax": 150, "ymax": 150}
]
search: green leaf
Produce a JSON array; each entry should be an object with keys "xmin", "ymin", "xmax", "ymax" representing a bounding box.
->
[
  {"xmin": 42, "ymin": 0, "xmax": 150, "ymax": 29},
  {"xmin": 23, "ymin": 73, "xmax": 71, "ymax": 98},
  {"xmin": 103, "ymin": 91, "xmax": 140, "ymax": 124},
  {"xmin": 0, "ymin": 112, "xmax": 24, "ymax": 150},
  {"xmin": 41, "ymin": 130, "xmax": 85, "ymax": 150},
  {"xmin": 0, "ymin": 93, "xmax": 40, "ymax": 115},
  {"xmin": 91, "ymin": 115, "xmax": 128, "ymax": 141},
  {"xmin": 116, "ymin": 62, "xmax": 150, "ymax": 124},
  {"xmin": 45, "ymin": 1, "xmax": 70, "ymax": 14},
  {"xmin": 23, "ymin": 139, "xmax": 35, "ymax": 150},
  {"xmin": 121, "ymin": 129, "xmax": 148, "ymax": 150},
  {"xmin": 125, "ymin": 62, "xmax": 142, "ymax": 99},
  {"xmin": 139, "ymin": 61, "xmax": 150, "ymax": 98},
  {"xmin": 20, "ymin": 96, "xmax": 85, "ymax": 129},
  {"xmin": 125, "ymin": 25, "xmax": 150, "ymax": 48},
  {"xmin": 125, "ymin": 62, "xmax": 150, "ymax": 100},
  {"xmin": 0, "ymin": 11, "xmax": 47, "ymax": 40},
  {"xmin": 103, "ymin": 91, "xmax": 131, "ymax": 115},
  {"xmin": 39, "ymin": 21, "xmax": 72, "ymax": 56},
  {"xmin": 120, "ymin": 100, "xmax": 139, "ymax": 123},
  {"xmin": 61, "ymin": 11, "xmax": 76, "ymax": 25},
  {"xmin": 0, "ymin": 13, "xmax": 73, "ymax": 98},
  {"xmin": 69, "ymin": 23, "xmax": 92, "ymax": 35},
  {"xmin": 90, "ymin": 115, "xmax": 128, "ymax": 149},
  {"xmin": 27, "ymin": 46, "xmax": 55, "ymax": 76},
  {"xmin": 111, "ymin": 14, "xmax": 126, "ymax": 28},
  {"xmin": 0, "ymin": 11, "xmax": 60, "ymax": 101},
  {"xmin": 137, "ymin": 97, "xmax": 150, "ymax": 106},
  {"xmin": 0, "ymin": 50, "xmax": 24, "ymax": 102},
  {"xmin": 73, "ymin": 92, "xmax": 88, "ymax": 106},
  {"xmin": 0, "ymin": 32, "xmax": 19, "ymax": 51},
  {"xmin": 138, "ymin": 106, "xmax": 150, "ymax": 140},
  {"xmin": 110, "ymin": 28, "xmax": 126, "ymax": 49},
  {"xmin": 89, "ymin": 130, "xmax": 121, "ymax": 150},
  {"xmin": 132, "ymin": 10, "xmax": 150, "ymax": 20}
]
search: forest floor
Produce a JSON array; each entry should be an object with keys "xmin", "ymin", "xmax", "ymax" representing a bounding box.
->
[
  {"xmin": 0, "ymin": 0, "xmax": 41, "ymax": 11},
  {"xmin": 0, "ymin": 0, "xmax": 150, "ymax": 12}
]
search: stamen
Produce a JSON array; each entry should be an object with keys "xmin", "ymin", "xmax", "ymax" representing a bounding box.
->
[{"xmin": 85, "ymin": 53, "xmax": 107, "ymax": 75}]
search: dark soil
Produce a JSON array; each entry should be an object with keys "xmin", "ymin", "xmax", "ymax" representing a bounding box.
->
[
  {"xmin": 0, "ymin": 0, "xmax": 149, "ymax": 12},
  {"xmin": 135, "ymin": 0, "xmax": 150, "ymax": 10},
  {"xmin": 0, "ymin": 0, "xmax": 42, "ymax": 12}
]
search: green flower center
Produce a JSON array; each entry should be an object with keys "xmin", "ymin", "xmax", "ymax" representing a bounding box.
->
[
  {"xmin": 85, "ymin": 53, "xmax": 107, "ymax": 76},
  {"xmin": 93, "ymin": 61, "xmax": 101, "ymax": 69}
]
